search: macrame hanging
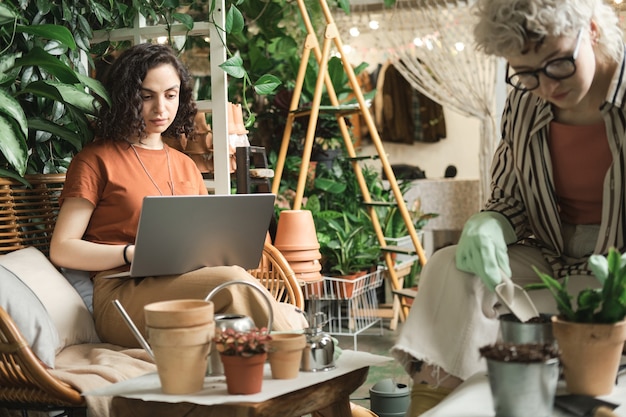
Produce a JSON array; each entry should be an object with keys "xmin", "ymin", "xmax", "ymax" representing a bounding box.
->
[{"xmin": 373, "ymin": 0, "xmax": 501, "ymax": 204}]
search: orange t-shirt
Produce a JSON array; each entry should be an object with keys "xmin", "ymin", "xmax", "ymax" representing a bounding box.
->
[
  {"xmin": 61, "ymin": 140, "xmax": 207, "ymax": 245},
  {"xmin": 548, "ymin": 121, "xmax": 612, "ymax": 225}
]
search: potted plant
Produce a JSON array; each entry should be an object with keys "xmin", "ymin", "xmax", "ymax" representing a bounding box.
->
[
  {"xmin": 213, "ymin": 326, "xmax": 272, "ymax": 394},
  {"xmin": 319, "ymin": 211, "xmax": 380, "ymax": 298},
  {"xmin": 323, "ymin": 211, "xmax": 380, "ymax": 277},
  {"xmin": 530, "ymin": 247, "xmax": 626, "ymax": 396}
]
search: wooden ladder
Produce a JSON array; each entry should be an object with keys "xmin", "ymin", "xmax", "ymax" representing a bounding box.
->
[{"xmin": 270, "ymin": 0, "xmax": 427, "ymax": 325}]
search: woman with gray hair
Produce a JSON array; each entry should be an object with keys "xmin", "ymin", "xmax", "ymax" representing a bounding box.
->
[{"xmin": 391, "ymin": 0, "xmax": 626, "ymax": 415}]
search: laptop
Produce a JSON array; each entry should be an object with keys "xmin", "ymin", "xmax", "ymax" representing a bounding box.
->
[{"xmin": 104, "ymin": 194, "xmax": 276, "ymax": 278}]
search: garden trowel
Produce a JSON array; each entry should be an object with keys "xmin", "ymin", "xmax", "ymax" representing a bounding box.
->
[{"xmin": 495, "ymin": 271, "xmax": 539, "ymax": 323}]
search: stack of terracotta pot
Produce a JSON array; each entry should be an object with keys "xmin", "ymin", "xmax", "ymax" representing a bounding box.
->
[
  {"xmin": 143, "ymin": 299, "xmax": 215, "ymax": 395},
  {"xmin": 274, "ymin": 210, "xmax": 323, "ymax": 284}
]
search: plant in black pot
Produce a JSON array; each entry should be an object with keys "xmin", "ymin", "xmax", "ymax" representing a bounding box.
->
[{"xmin": 529, "ymin": 247, "xmax": 626, "ymax": 396}]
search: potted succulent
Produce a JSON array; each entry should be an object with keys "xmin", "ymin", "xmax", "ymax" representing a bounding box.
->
[
  {"xmin": 530, "ymin": 247, "xmax": 626, "ymax": 396},
  {"xmin": 213, "ymin": 327, "xmax": 272, "ymax": 395}
]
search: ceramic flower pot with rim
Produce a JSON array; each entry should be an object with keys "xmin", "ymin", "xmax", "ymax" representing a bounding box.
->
[
  {"xmin": 220, "ymin": 352, "xmax": 267, "ymax": 395},
  {"xmin": 551, "ymin": 316, "xmax": 626, "ymax": 396},
  {"xmin": 280, "ymin": 248, "xmax": 322, "ymax": 263},
  {"xmin": 296, "ymin": 271, "xmax": 323, "ymax": 284},
  {"xmin": 268, "ymin": 333, "xmax": 307, "ymax": 379},
  {"xmin": 303, "ymin": 279, "xmax": 324, "ymax": 297},
  {"xmin": 333, "ymin": 271, "xmax": 367, "ymax": 299},
  {"xmin": 274, "ymin": 209, "xmax": 320, "ymax": 251},
  {"xmin": 144, "ymin": 299, "xmax": 214, "ymax": 329},
  {"xmin": 147, "ymin": 321, "xmax": 215, "ymax": 395}
]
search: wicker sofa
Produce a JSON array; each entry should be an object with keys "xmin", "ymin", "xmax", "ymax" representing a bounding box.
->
[{"xmin": 0, "ymin": 174, "xmax": 303, "ymax": 417}]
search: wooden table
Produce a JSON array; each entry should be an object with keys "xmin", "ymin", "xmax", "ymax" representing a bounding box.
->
[{"xmin": 110, "ymin": 366, "xmax": 369, "ymax": 417}]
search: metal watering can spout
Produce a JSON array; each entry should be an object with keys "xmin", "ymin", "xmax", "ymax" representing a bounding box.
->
[{"xmin": 112, "ymin": 299, "xmax": 155, "ymax": 361}]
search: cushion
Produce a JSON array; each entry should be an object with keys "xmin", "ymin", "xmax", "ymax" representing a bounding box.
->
[
  {"xmin": 61, "ymin": 267, "xmax": 94, "ymax": 313},
  {"xmin": 0, "ymin": 247, "xmax": 100, "ymax": 354},
  {"xmin": 0, "ymin": 264, "xmax": 58, "ymax": 368}
]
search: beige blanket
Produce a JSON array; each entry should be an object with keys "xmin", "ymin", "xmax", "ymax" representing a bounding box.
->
[{"xmin": 50, "ymin": 343, "xmax": 156, "ymax": 417}]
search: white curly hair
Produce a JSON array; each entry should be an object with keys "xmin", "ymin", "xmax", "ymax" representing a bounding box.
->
[{"xmin": 472, "ymin": 0, "xmax": 622, "ymax": 63}]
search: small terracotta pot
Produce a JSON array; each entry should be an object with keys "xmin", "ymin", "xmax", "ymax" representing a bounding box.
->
[
  {"xmin": 268, "ymin": 333, "xmax": 307, "ymax": 379},
  {"xmin": 221, "ymin": 352, "xmax": 267, "ymax": 394},
  {"xmin": 551, "ymin": 316, "xmax": 626, "ymax": 396},
  {"xmin": 297, "ymin": 271, "xmax": 324, "ymax": 284},
  {"xmin": 280, "ymin": 248, "xmax": 322, "ymax": 262},
  {"xmin": 147, "ymin": 322, "xmax": 215, "ymax": 395},
  {"xmin": 333, "ymin": 271, "xmax": 367, "ymax": 299},
  {"xmin": 147, "ymin": 322, "xmax": 215, "ymax": 346},
  {"xmin": 289, "ymin": 258, "xmax": 322, "ymax": 273},
  {"xmin": 144, "ymin": 299, "xmax": 214, "ymax": 329},
  {"xmin": 274, "ymin": 210, "xmax": 320, "ymax": 251}
]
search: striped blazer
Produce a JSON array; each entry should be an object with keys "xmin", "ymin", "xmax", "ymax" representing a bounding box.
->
[{"xmin": 484, "ymin": 49, "xmax": 626, "ymax": 278}]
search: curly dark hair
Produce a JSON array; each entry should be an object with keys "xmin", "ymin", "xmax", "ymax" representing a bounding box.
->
[{"xmin": 95, "ymin": 43, "xmax": 197, "ymax": 142}]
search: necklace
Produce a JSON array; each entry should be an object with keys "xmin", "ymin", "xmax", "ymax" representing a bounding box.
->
[{"xmin": 130, "ymin": 144, "xmax": 175, "ymax": 195}]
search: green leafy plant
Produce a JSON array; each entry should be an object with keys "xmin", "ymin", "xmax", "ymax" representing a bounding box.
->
[
  {"xmin": 0, "ymin": 2, "xmax": 109, "ymax": 180},
  {"xmin": 213, "ymin": 327, "xmax": 272, "ymax": 357},
  {"xmin": 529, "ymin": 247, "xmax": 626, "ymax": 324},
  {"xmin": 293, "ymin": 156, "xmax": 382, "ymax": 275},
  {"xmin": 381, "ymin": 195, "xmax": 439, "ymax": 239},
  {"xmin": 321, "ymin": 211, "xmax": 380, "ymax": 276}
]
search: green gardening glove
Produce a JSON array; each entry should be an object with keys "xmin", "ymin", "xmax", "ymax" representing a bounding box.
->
[{"xmin": 455, "ymin": 211, "xmax": 517, "ymax": 291}]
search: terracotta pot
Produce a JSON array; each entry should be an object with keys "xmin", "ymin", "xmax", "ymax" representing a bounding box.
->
[
  {"xmin": 147, "ymin": 322, "xmax": 215, "ymax": 395},
  {"xmin": 551, "ymin": 316, "xmax": 626, "ymax": 396},
  {"xmin": 289, "ymin": 258, "xmax": 322, "ymax": 273},
  {"xmin": 333, "ymin": 271, "xmax": 367, "ymax": 299},
  {"xmin": 144, "ymin": 299, "xmax": 214, "ymax": 329},
  {"xmin": 220, "ymin": 352, "xmax": 267, "ymax": 394},
  {"xmin": 274, "ymin": 210, "xmax": 320, "ymax": 251},
  {"xmin": 299, "ymin": 273, "xmax": 324, "ymax": 290},
  {"xmin": 268, "ymin": 333, "xmax": 307, "ymax": 379},
  {"xmin": 280, "ymin": 248, "xmax": 322, "ymax": 262}
]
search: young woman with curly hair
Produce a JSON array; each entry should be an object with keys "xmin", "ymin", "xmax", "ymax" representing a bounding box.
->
[{"xmin": 50, "ymin": 43, "xmax": 305, "ymax": 347}]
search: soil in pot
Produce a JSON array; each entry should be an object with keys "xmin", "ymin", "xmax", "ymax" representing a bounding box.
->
[
  {"xmin": 480, "ymin": 342, "xmax": 559, "ymax": 363},
  {"xmin": 481, "ymin": 342, "xmax": 560, "ymax": 417},
  {"xmin": 499, "ymin": 313, "xmax": 554, "ymax": 345}
]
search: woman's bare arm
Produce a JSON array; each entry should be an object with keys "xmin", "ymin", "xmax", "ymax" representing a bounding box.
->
[{"xmin": 50, "ymin": 197, "xmax": 133, "ymax": 271}]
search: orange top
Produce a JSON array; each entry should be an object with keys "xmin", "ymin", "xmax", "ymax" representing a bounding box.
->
[
  {"xmin": 61, "ymin": 140, "xmax": 207, "ymax": 245},
  {"xmin": 548, "ymin": 121, "xmax": 611, "ymax": 225}
]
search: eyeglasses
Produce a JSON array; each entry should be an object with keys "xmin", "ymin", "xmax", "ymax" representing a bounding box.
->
[{"xmin": 505, "ymin": 29, "xmax": 583, "ymax": 92}]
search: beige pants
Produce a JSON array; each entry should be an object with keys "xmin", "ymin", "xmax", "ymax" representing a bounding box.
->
[
  {"xmin": 392, "ymin": 224, "xmax": 601, "ymax": 381},
  {"xmin": 93, "ymin": 266, "xmax": 306, "ymax": 347}
]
